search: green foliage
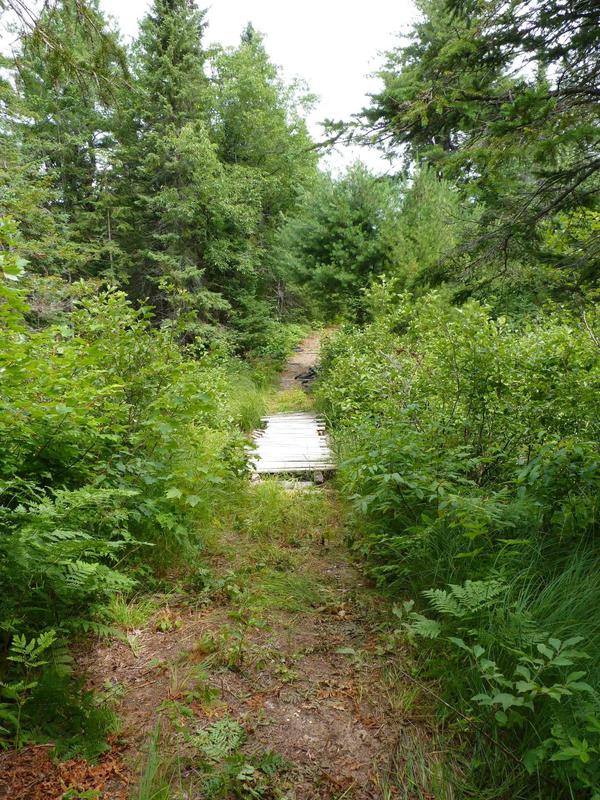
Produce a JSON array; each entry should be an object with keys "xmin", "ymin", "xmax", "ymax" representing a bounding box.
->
[
  {"xmin": 221, "ymin": 480, "xmax": 338, "ymax": 545},
  {"xmin": 317, "ymin": 292, "xmax": 600, "ymax": 796},
  {"xmin": 137, "ymin": 722, "xmax": 171, "ymax": 800},
  {"xmin": 361, "ymin": 0, "xmax": 600, "ymax": 294},
  {"xmin": 3, "ymin": 0, "xmax": 318, "ymax": 353},
  {"xmin": 140, "ymin": 711, "xmax": 287, "ymax": 799},
  {"xmin": 107, "ymin": 0, "xmax": 317, "ymax": 346},
  {"xmin": 248, "ymin": 571, "xmax": 327, "ymax": 613},
  {"xmin": 186, "ymin": 717, "xmax": 286, "ymax": 799},
  {"xmin": 0, "ymin": 257, "xmax": 256, "ymax": 748},
  {"xmin": 267, "ymin": 387, "xmax": 314, "ymax": 414},
  {"xmin": 424, "ymin": 580, "xmax": 507, "ymax": 619},
  {"xmin": 29, "ymin": 671, "xmax": 120, "ymax": 761},
  {"xmin": 278, "ymin": 163, "xmax": 481, "ymax": 321},
  {"xmin": 114, "ymin": 1, "xmax": 248, "ymax": 328},
  {"xmin": 276, "ymin": 164, "xmax": 403, "ymax": 320},
  {"xmin": 0, "ymin": 218, "xmax": 29, "ymax": 332},
  {"xmin": 211, "ymin": 30, "xmax": 317, "ymax": 218},
  {"xmin": 108, "ymin": 595, "xmax": 159, "ymax": 632},
  {"xmin": 0, "ymin": 630, "xmax": 57, "ymax": 748},
  {"xmin": 191, "ymin": 718, "xmax": 245, "ymax": 761},
  {"xmin": 200, "ymin": 749, "xmax": 286, "ymax": 800},
  {"xmin": 5, "ymin": 3, "xmax": 599, "ymax": 796},
  {"xmin": 3, "ymin": 0, "xmax": 126, "ymax": 276}
]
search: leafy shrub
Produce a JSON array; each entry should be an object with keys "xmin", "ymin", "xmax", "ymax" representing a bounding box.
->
[
  {"xmin": 317, "ymin": 292, "xmax": 600, "ymax": 797},
  {"xmin": 0, "ymin": 233, "xmax": 256, "ymax": 746}
]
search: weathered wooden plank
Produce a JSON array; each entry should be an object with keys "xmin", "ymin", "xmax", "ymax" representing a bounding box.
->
[
  {"xmin": 260, "ymin": 420, "xmax": 326, "ymax": 425},
  {"xmin": 254, "ymin": 425, "xmax": 326, "ymax": 430},
  {"xmin": 254, "ymin": 461, "xmax": 331, "ymax": 467},
  {"xmin": 252, "ymin": 450, "xmax": 330, "ymax": 456},
  {"xmin": 251, "ymin": 446, "xmax": 331, "ymax": 454},
  {"xmin": 256, "ymin": 422, "xmax": 325, "ymax": 433},
  {"xmin": 253, "ymin": 454, "xmax": 331, "ymax": 460},
  {"xmin": 252, "ymin": 457, "xmax": 332, "ymax": 463},
  {"xmin": 253, "ymin": 461, "xmax": 331, "ymax": 466},
  {"xmin": 248, "ymin": 409, "xmax": 334, "ymax": 476},
  {"xmin": 254, "ymin": 455, "xmax": 333, "ymax": 461},
  {"xmin": 252, "ymin": 438, "xmax": 329, "ymax": 445},
  {"xmin": 253, "ymin": 439, "xmax": 329, "ymax": 445},
  {"xmin": 258, "ymin": 416, "xmax": 325, "ymax": 421},
  {"xmin": 255, "ymin": 432, "xmax": 326, "ymax": 437},
  {"xmin": 252, "ymin": 435, "xmax": 329, "ymax": 442},
  {"xmin": 254, "ymin": 462, "xmax": 335, "ymax": 468},
  {"xmin": 253, "ymin": 441, "xmax": 329, "ymax": 446},
  {"xmin": 254, "ymin": 450, "xmax": 330, "ymax": 457},
  {"xmin": 255, "ymin": 466, "xmax": 335, "ymax": 474},
  {"xmin": 256, "ymin": 422, "xmax": 325, "ymax": 434},
  {"xmin": 256, "ymin": 426, "xmax": 326, "ymax": 432}
]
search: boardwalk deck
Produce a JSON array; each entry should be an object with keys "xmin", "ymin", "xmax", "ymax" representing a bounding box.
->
[{"xmin": 249, "ymin": 411, "xmax": 334, "ymax": 475}]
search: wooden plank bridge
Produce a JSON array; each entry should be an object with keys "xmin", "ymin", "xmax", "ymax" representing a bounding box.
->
[{"xmin": 249, "ymin": 412, "xmax": 334, "ymax": 476}]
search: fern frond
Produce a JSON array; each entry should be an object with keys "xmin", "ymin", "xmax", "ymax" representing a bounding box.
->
[
  {"xmin": 191, "ymin": 718, "xmax": 245, "ymax": 761},
  {"xmin": 423, "ymin": 579, "xmax": 507, "ymax": 618}
]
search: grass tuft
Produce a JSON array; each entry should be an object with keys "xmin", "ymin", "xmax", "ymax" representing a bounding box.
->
[
  {"xmin": 108, "ymin": 595, "xmax": 159, "ymax": 631},
  {"xmin": 267, "ymin": 387, "xmax": 314, "ymax": 414},
  {"xmin": 222, "ymin": 480, "xmax": 340, "ymax": 545},
  {"xmin": 248, "ymin": 570, "xmax": 328, "ymax": 612}
]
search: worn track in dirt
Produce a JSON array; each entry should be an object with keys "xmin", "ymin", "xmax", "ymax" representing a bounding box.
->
[{"xmin": 279, "ymin": 332, "xmax": 322, "ymax": 391}]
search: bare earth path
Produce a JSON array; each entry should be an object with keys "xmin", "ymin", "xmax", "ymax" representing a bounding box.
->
[
  {"xmin": 278, "ymin": 331, "xmax": 322, "ymax": 390},
  {"xmin": 2, "ymin": 336, "xmax": 441, "ymax": 800}
]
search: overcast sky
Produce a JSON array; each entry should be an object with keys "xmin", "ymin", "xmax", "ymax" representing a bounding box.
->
[{"xmin": 99, "ymin": 0, "xmax": 419, "ymax": 172}]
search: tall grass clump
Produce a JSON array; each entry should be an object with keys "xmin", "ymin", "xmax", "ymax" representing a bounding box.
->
[
  {"xmin": 220, "ymin": 479, "xmax": 338, "ymax": 544},
  {"xmin": 316, "ymin": 291, "xmax": 600, "ymax": 798}
]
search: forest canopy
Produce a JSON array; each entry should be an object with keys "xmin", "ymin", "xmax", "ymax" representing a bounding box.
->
[{"xmin": 1, "ymin": 0, "xmax": 318, "ymax": 351}]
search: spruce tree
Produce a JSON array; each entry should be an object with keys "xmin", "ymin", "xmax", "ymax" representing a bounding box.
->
[
  {"xmin": 209, "ymin": 27, "xmax": 318, "ymax": 340},
  {"xmin": 114, "ymin": 0, "xmax": 250, "ymax": 331},
  {"xmin": 362, "ymin": 0, "xmax": 600, "ymax": 288},
  {"xmin": 212, "ymin": 27, "xmax": 317, "ymax": 221},
  {"xmin": 276, "ymin": 164, "xmax": 402, "ymax": 320},
  {"xmin": 5, "ymin": 0, "xmax": 125, "ymax": 277}
]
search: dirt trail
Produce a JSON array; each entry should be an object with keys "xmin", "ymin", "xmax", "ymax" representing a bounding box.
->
[
  {"xmin": 2, "ymin": 336, "xmax": 439, "ymax": 800},
  {"xmin": 81, "ymin": 537, "xmax": 415, "ymax": 799},
  {"xmin": 279, "ymin": 331, "xmax": 322, "ymax": 391}
]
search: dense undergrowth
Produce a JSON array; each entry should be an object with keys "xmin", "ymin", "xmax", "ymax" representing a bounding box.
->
[
  {"xmin": 0, "ymin": 0, "xmax": 316, "ymax": 763},
  {"xmin": 0, "ymin": 220, "xmax": 307, "ymax": 754},
  {"xmin": 317, "ymin": 294, "xmax": 600, "ymax": 797}
]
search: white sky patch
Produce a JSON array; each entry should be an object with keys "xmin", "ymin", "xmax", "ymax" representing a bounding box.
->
[{"xmin": 99, "ymin": 0, "xmax": 418, "ymax": 173}]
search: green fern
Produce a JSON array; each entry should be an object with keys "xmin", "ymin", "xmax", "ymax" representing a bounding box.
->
[
  {"xmin": 7, "ymin": 631, "xmax": 57, "ymax": 669},
  {"xmin": 408, "ymin": 614, "xmax": 442, "ymax": 639},
  {"xmin": 70, "ymin": 619, "xmax": 121, "ymax": 639},
  {"xmin": 200, "ymin": 749, "xmax": 287, "ymax": 799},
  {"xmin": 191, "ymin": 718, "xmax": 245, "ymax": 761},
  {"xmin": 423, "ymin": 579, "xmax": 507, "ymax": 619},
  {"xmin": 1, "ymin": 630, "xmax": 58, "ymax": 748}
]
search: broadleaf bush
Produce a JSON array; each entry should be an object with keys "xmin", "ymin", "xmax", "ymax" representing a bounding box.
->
[
  {"xmin": 0, "ymin": 232, "xmax": 257, "ymax": 746},
  {"xmin": 317, "ymin": 291, "xmax": 600, "ymax": 797}
]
